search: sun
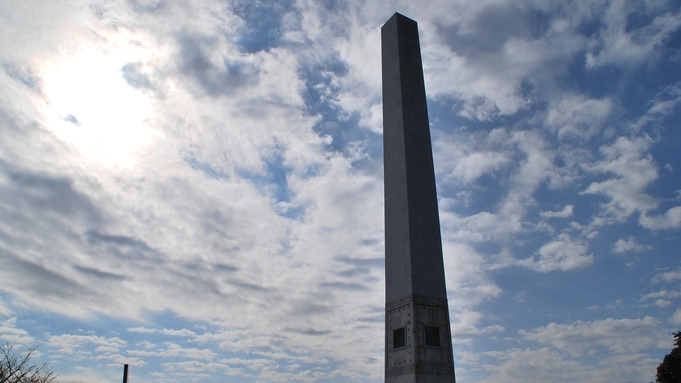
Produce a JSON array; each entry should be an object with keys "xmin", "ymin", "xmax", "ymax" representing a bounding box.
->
[{"xmin": 42, "ymin": 49, "xmax": 158, "ymax": 168}]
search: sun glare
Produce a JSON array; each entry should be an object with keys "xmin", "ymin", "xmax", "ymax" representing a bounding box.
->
[{"xmin": 43, "ymin": 50, "xmax": 157, "ymax": 168}]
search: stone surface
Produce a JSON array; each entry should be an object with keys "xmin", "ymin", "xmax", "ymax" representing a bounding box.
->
[{"xmin": 382, "ymin": 12, "xmax": 456, "ymax": 383}]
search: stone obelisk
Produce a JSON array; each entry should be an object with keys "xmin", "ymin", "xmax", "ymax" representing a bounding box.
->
[{"xmin": 382, "ymin": 13, "xmax": 456, "ymax": 383}]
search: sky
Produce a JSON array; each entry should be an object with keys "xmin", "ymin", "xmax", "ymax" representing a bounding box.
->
[{"xmin": 0, "ymin": 0, "xmax": 680, "ymax": 382}]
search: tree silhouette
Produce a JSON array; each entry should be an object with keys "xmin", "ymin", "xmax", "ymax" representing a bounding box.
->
[
  {"xmin": 656, "ymin": 332, "xmax": 681, "ymax": 383},
  {"xmin": 0, "ymin": 343, "xmax": 57, "ymax": 383}
]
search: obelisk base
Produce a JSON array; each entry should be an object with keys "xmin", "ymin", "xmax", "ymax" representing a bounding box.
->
[{"xmin": 385, "ymin": 295, "xmax": 456, "ymax": 383}]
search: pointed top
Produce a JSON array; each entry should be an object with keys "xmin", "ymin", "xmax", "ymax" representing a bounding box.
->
[{"xmin": 383, "ymin": 12, "xmax": 417, "ymax": 29}]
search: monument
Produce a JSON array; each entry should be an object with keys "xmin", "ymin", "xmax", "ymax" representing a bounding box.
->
[{"xmin": 382, "ymin": 13, "xmax": 456, "ymax": 383}]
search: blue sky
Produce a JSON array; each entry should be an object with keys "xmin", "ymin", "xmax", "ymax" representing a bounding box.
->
[{"xmin": 0, "ymin": 1, "xmax": 680, "ymax": 382}]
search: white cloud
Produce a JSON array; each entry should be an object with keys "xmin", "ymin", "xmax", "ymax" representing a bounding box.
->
[
  {"xmin": 631, "ymin": 82, "xmax": 681, "ymax": 132},
  {"xmin": 519, "ymin": 234, "xmax": 592, "ymax": 272},
  {"xmin": 0, "ymin": 1, "xmax": 680, "ymax": 382},
  {"xmin": 434, "ymin": 127, "xmax": 511, "ymax": 189},
  {"xmin": 671, "ymin": 308, "xmax": 681, "ymax": 324},
  {"xmin": 640, "ymin": 206, "xmax": 681, "ymax": 230},
  {"xmin": 587, "ymin": 352, "xmax": 660, "ymax": 383},
  {"xmin": 450, "ymin": 310, "xmax": 504, "ymax": 339},
  {"xmin": 0, "ymin": 2, "xmax": 390, "ymax": 367},
  {"xmin": 0, "ymin": 317, "xmax": 35, "ymax": 346},
  {"xmin": 520, "ymin": 316, "xmax": 667, "ymax": 356},
  {"xmin": 57, "ymin": 366, "xmax": 116, "ymax": 383},
  {"xmin": 540, "ymin": 205, "xmax": 574, "ymax": 219},
  {"xmin": 640, "ymin": 290, "xmax": 681, "ymax": 301},
  {"xmin": 157, "ymin": 360, "xmax": 244, "ymax": 379},
  {"xmin": 127, "ymin": 327, "xmax": 157, "ymax": 334},
  {"xmin": 481, "ymin": 347, "xmax": 586, "ymax": 383},
  {"xmin": 48, "ymin": 334, "xmax": 127, "ymax": 355},
  {"xmin": 220, "ymin": 357, "xmax": 276, "ymax": 370},
  {"xmin": 648, "ymin": 83, "xmax": 681, "ymax": 117},
  {"xmin": 545, "ymin": 95, "xmax": 613, "ymax": 139},
  {"xmin": 438, "ymin": 129, "xmax": 568, "ymax": 245},
  {"xmin": 159, "ymin": 328, "xmax": 197, "ymax": 337},
  {"xmin": 501, "ymin": 130, "xmax": 568, "ymax": 217},
  {"xmin": 97, "ymin": 353, "xmax": 146, "ymax": 367},
  {"xmin": 481, "ymin": 346, "xmax": 659, "ymax": 383},
  {"xmin": 585, "ymin": 4, "xmax": 681, "ymax": 69},
  {"xmin": 613, "ymin": 237, "xmax": 651, "ymax": 253},
  {"xmin": 445, "ymin": 151, "xmax": 510, "ymax": 185},
  {"xmin": 652, "ymin": 268, "xmax": 681, "ymax": 284},
  {"xmin": 581, "ymin": 136, "xmax": 659, "ymax": 223},
  {"xmin": 0, "ymin": 299, "xmax": 10, "ymax": 316},
  {"xmin": 443, "ymin": 243, "xmax": 502, "ymax": 307},
  {"xmin": 127, "ymin": 342, "xmax": 215, "ymax": 361},
  {"xmin": 423, "ymin": 3, "xmax": 590, "ymax": 120},
  {"xmin": 441, "ymin": 210, "xmax": 520, "ymax": 244}
]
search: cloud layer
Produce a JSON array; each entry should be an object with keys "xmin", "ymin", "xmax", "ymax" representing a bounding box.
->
[{"xmin": 0, "ymin": 0, "xmax": 680, "ymax": 382}]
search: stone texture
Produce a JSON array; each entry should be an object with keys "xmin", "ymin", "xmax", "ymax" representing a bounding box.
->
[{"xmin": 382, "ymin": 13, "xmax": 456, "ymax": 383}]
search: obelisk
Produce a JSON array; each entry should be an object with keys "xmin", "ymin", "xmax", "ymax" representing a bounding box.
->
[{"xmin": 382, "ymin": 13, "xmax": 456, "ymax": 383}]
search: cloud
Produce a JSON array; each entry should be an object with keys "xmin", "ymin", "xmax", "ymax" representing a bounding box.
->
[
  {"xmin": 585, "ymin": 4, "xmax": 681, "ymax": 69},
  {"xmin": 128, "ymin": 327, "xmax": 157, "ymax": 334},
  {"xmin": 581, "ymin": 136, "xmax": 659, "ymax": 223},
  {"xmin": 127, "ymin": 342, "xmax": 215, "ymax": 361},
  {"xmin": 652, "ymin": 268, "xmax": 681, "ymax": 284},
  {"xmin": 0, "ymin": 318, "xmax": 35, "ymax": 346},
  {"xmin": 671, "ymin": 308, "xmax": 681, "ymax": 324},
  {"xmin": 176, "ymin": 32, "xmax": 259, "ymax": 97},
  {"xmin": 97, "ymin": 353, "xmax": 146, "ymax": 367},
  {"xmin": 50, "ymin": 366, "xmax": 113, "ymax": 383},
  {"xmin": 0, "ymin": 299, "xmax": 10, "ymax": 317},
  {"xmin": 520, "ymin": 316, "xmax": 667, "ymax": 357},
  {"xmin": 120, "ymin": 61, "xmax": 151, "ymax": 87},
  {"xmin": 424, "ymin": 3, "xmax": 589, "ymax": 120},
  {"xmin": 442, "ymin": 241, "xmax": 502, "ymax": 309},
  {"xmin": 450, "ymin": 310, "xmax": 504, "ymax": 339},
  {"xmin": 640, "ymin": 206, "xmax": 681, "ymax": 230},
  {"xmin": 499, "ymin": 130, "xmax": 570, "ymax": 219},
  {"xmin": 540, "ymin": 205, "xmax": 574, "ymax": 219},
  {"xmin": 434, "ymin": 127, "xmax": 512, "ymax": 196},
  {"xmin": 613, "ymin": 237, "xmax": 651, "ymax": 253},
  {"xmin": 63, "ymin": 114, "xmax": 82, "ymax": 126},
  {"xmin": 646, "ymin": 83, "xmax": 681, "ymax": 118},
  {"xmin": 481, "ymin": 347, "xmax": 587, "ymax": 383},
  {"xmin": 159, "ymin": 328, "xmax": 197, "ymax": 337},
  {"xmin": 157, "ymin": 360, "xmax": 243, "ymax": 379},
  {"xmin": 0, "ymin": 1, "xmax": 680, "ymax": 382},
  {"xmin": 48, "ymin": 334, "xmax": 127, "ymax": 355},
  {"xmin": 545, "ymin": 95, "xmax": 613, "ymax": 139},
  {"xmin": 519, "ymin": 234, "xmax": 592, "ymax": 272},
  {"xmin": 438, "ymin": 129, "xmax": 569, "ymax": 244},
  {"xmin": 480, "ymin": 347, "xmax": 660, "ymax": 383},
  {"xmin": 640, "ymin": 290, "xmax": 681, "ymax": 301},
  {"xmin": 448, "ymin": 151, "xmax": 510, "ymax": 184}
]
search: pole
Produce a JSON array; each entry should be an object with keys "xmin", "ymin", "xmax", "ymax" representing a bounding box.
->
[{"xmin": 123, "ymin": 364, "xmax": 128, "ymax": 383}]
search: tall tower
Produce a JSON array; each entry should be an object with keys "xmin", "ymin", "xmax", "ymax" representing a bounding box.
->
[{"xmin": 382, "ymin": 13, "xmax": 456, "ymax": 383}]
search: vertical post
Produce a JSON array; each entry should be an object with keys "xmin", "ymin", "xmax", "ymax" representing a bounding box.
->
[
  {"xmin": 382, "ymin": 12, "xmax": 456, "ymax": 383},
  {"xmin": 122, "ymin": 364, "xmax": 128, "ymax": 383}
]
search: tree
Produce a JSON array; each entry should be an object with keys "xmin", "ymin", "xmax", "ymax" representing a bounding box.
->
[
  {"xmin": 656, "ymin": 331, "xmax": 681, "ymax": 383},
  {"xmin": 0, "ymin": 343, "xmax": 57, "ymax": 383}
]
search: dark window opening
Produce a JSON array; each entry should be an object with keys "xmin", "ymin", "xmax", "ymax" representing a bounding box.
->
[
  {"xmin": 425, "ymin": 326, "xmax": 441, "ymax": 347},
  {"xmin": 393, "ymin": 327, "xmax": 406, "ymax": 349}
]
